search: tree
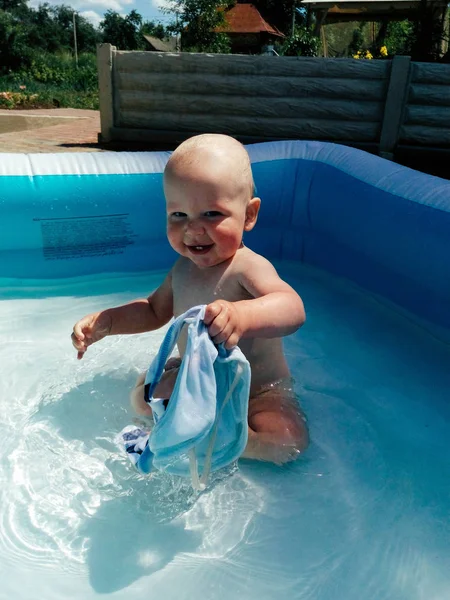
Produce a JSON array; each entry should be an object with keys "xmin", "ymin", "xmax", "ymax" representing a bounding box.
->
[
  {"xmin": 348, "ymin": 23, "xmax": 365, "ymax": 56},
  {"xmin": 100, "ymin": 10, "xmax": 167, "ymax": 50},
  {"xmin": 0, "ymin": 9, "xmax": 32, "ymax": 71},
  {"xmin": 27, "ymin": 4, "xmax": 65, "ymax": 53},
  {"xmin": 142, "ymin": 20, "xmax": 166, "ymax": 40},
  {"xmin": 165, "ymin": 0, "xmax": 231, "ymax": 53},
  {"xmin": 253, "ymin": 0, "xmax": 292, "ymax": 34},
  {"xmin": 411, "ymin": 0, "xmax": 448, "ymax": 61},
  {"xmin": 383, "ymin": 20, "xmax": 415, "ymax": 56},
  {"xmin": 52, "ymin": 5, "xmax": 100, "ymax": 54},
  {"xmin": 100, "ymin": 9, "xmax": 144, "ymax": 50},
  {"xmin": 0, "ymin": 0, "xmax": 29, "ymax": 20},
  {"xmin": 282, "ymin": 25, "xmax": 320, "ymax": 56}
]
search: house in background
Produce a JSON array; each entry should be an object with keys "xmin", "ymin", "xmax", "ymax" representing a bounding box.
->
[
  {"xmin": 215, "ymin": 2, "xmax": 284, "ymax": 54},
  {"xmin": 143, "ymin": 35, "xmax": 179, "ymax": 52}
]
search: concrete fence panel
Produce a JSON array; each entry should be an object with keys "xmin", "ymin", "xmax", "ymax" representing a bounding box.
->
[
  {"xmin": 97, "ymin": 44, "xmax": 450, "ymax": 154},
  {"xmin": 400, "ymin": 62, "xmax": 450, "ymax": 148}
]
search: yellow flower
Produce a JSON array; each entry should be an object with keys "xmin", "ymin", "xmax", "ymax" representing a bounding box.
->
[
  {"xmin": 380, "ymin": 46, "xmax": 388, "ymax": 57},
  {"xmin": 353, "ymin": 53, "xmax": 360, "ymax": 59},
  {"xmin": 365, "ymin": 50, "xmax": 373, "ymax": 60}
]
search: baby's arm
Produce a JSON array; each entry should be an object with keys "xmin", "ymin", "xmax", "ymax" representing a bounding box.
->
[
  {"xmin": 72, "ymin": 271, "xmax": 174, "ymax": 358},
  {"xmin": 204, "ymin": 256, "xmax": 305, "ymax": 348}
]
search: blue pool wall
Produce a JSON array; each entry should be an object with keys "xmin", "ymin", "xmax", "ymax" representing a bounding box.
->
[{"xmin": 1, "ymin": 141, "xmax": 449, "ymax": 328}]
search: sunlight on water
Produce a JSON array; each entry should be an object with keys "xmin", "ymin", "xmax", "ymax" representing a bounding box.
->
[{"xmin": 0, "ymin": 265, "xmax": 449, "ymax": 600}]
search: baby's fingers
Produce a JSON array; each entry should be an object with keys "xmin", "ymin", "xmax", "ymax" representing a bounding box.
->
[
  {"xmin": 203, "ymin": 301, "xmax": 223, "ymax": 326},
  {"xmin": 72, "ymin": 320, "xmax": 87, "ymax": 341},
  {"xmin": 208, "ymin": 311, "xmax": 230, "ymax": 339},
  {"xmin": 211, "ymin": 321, "xmax": 240, "ymax": 349},
  {"xmin": 223, "ymin": 331, "xmax": 240, "ymax": 350},
  {"xmin": 71, "ymin": 332, "xmax": 86, "ymax": 357}
]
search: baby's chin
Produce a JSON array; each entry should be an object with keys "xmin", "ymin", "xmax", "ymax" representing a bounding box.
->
[{"xmin": 187, "ymin": 249, "xmax": 238, "ymax": 269}]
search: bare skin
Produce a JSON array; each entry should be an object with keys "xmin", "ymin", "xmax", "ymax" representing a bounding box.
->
[{"xmin": 73, "ymin": 134, "xmax": 309, "ymax": 465}]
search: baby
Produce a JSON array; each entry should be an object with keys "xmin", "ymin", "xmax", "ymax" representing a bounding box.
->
[{"xmin": 72, "ymin": 134, "xmax": 309, "ymax": 464}]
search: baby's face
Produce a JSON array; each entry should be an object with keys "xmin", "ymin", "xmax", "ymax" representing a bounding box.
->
[{"xmin": 164, "ymin": 156, "xmax": 253, "ymax": 268}]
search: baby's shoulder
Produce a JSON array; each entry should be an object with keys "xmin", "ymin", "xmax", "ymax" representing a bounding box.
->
[{"xmin": 233, "ymin": 246, "xmax": 276, "ymax": 274}]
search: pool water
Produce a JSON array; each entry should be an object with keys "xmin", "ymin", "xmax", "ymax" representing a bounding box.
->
[{"xmin": 0, "ymin": 263, "xmax": 449, "ymax": 600}]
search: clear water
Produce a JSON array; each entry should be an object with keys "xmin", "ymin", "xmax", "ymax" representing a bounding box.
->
[{"xmin": 1, "ymin": 263, "xmax": 449, "ymax": 600}]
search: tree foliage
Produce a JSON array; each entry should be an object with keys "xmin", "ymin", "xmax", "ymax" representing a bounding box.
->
[
  {"xmin": 100, "ymin": 10, "xmax": 166, "ymax": 50},
  {"xmin": 410, "ymin": 1, "xmax": 448, "ymax": 61},
  {"xmin": 384, "ymin": 20, "xmax": 415, "ymax": 56},
  {"xmin": 165, "ymin": 0, "xmax": 231, "ymax": 53},
  {"xmin": 281, "ymin": 25, "xmax": 320, "ymax": 57},
  {"xmin": 0, "ymin": 0, "xmax": 168, "ymax": 74},
  {"xmin": 0, "ymin": 9, "xmax": 30, "ymax": 70},
  {"xmin": 252, "ymin": 0, "xmax": 292, "ymax": 34},
  {"xmin": 0, "ymin": 1, "xmax": 101, "ymax": 72},
  {"xmin": 346, "ymin": 3, "xmax": 448, "ymax": 61},
  {"xmin": 100, "ymin": 10, "xmax": 143, "ymax": 50}
]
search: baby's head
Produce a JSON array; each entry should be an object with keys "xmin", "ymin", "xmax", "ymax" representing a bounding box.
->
[{"xmin": 163, "ymin": 134, "xmax": 260, "ymax": 268}]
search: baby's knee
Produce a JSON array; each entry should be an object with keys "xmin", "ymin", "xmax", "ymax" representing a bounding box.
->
[
  {"xmin": 281, "ymin": 411, "xmax": 309, "ymax": 451},
  {"xmin": 249, "ymin": 408, "xmax": 309, "ymax": 454},
  {"xmin": 133, "ymin": 371, "xmax": 146, "ymax": 389}
]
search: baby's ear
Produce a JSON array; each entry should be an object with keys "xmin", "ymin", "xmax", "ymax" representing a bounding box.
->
[{"xmin": 244, "ymin": 197, "xmax": 261, "ymax": 231}]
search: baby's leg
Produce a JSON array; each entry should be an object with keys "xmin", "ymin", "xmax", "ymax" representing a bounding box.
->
[
  {"xmin": 130, "ymin": 358, "xmax": 181, "ymax": 416},
  {"xmin": 130, "ymin": 371, "xmax": 152, "ymax": 416},
  {"xmin": 243, "ymin": 382, "xmax": 309, "ymax": 465}
]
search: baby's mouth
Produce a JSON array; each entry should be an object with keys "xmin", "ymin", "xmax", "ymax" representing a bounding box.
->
[{"xmin": 186, "ymin": 244, "xmax": 214, "ymax": 255}]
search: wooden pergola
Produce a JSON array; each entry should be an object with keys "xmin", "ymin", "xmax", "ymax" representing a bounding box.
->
[
  {"xmin": 299, "ymin": 0, "xmax": 449, "ymax": 57},
  {"xmin": 300, "ymin": 1, "xmax": 447, "ymax": 22}
]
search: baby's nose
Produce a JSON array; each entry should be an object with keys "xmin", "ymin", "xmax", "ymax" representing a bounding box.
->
[{"xmin": 186, "ymin": 219, "xmax": 205, "ymax": 234}]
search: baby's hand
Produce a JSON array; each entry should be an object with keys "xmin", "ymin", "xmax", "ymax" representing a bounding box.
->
[
  {"xmin": 71, "ymin": 311, "xmax": 112, "ymax": 360},
  {"xmin": 204, "ymin": 300, "xmax": 243, "ymax": 349}
]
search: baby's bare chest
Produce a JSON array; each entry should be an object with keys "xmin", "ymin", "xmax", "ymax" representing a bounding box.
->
[{"xmin": 172, "ymin": 263, "xmax": 251, "ymax": 316}]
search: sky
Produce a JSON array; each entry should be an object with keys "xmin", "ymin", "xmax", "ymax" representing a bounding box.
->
[{"xmin": 29, "ymin": 0, "xmax": 173, "ymax": 28}]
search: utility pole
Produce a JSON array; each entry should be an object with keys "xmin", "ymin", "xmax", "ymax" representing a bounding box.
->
[
  {"xmin": 73, "ymin": 11, "xmax": 78, "ymax": 69},
  {"xmin": 291, "ymin": 0, "xmax": 296, "ymax": 37}
]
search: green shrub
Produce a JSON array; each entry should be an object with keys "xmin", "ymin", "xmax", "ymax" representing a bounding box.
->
[
  {"xmin": 0, "ymin": 51, "xmax": 99, "ymax": 109},
  {"xmin": 281, "ymin": 26, "xmax": 320, "ymax": 57},
  {"xmin": 14, "ymin": 51, "xmax": 98, "ymax": 91}
]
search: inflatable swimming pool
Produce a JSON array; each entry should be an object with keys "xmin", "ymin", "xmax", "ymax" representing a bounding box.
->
[
  {"xmin": 1, "ymin": 141, "xmax": 449, "ymax": 327},
  {"xmin": 1, "ymin": 141, "xmax": 450, "ymax": 600}
]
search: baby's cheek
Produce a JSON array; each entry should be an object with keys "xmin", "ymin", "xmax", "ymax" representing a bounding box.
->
[
  {"xmin": 167, "ymin": 225, "xmax": 182, "ymax": 246},
  {"xmin": 215, "ymin": 224, "xmax": 241, "ymax": 246}
]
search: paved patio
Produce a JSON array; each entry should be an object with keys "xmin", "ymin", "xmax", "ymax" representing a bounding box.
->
[{"xmin": 0, "ymin": 108, "xmax": 102, "ymax": 153}]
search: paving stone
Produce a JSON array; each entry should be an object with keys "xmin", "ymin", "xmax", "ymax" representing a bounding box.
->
[{"xmin": 0, "ymin": 108, "xmax": 102, "ymax": 153}]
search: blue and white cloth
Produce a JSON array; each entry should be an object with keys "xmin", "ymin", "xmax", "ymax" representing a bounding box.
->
[{"xmin": 119, "ymin": 305, "xmax": 251, "ymax": 489}]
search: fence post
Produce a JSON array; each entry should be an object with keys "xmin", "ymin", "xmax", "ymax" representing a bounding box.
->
[
  {"xmin": 97, "ymin": 43, "xmax": 116, "ymax": 143},
  {"xmin": 379, "ymin": 55, "xmax": 411, "ymax": 159}
]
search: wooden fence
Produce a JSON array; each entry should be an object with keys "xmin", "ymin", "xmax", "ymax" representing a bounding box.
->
[{"xmin": 97, "ymin": 44, "xmax": 450, "ymax": 156}]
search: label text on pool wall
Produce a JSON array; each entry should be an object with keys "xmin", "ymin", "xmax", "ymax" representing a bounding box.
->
[{"xmin": 34, "ymin": 214, "xmax": 136, "ymax": 260}]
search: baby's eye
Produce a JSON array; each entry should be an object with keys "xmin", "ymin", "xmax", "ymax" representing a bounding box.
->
[
  {"xmin": 170, "ymin": 212, "xmax": 186, "ymax": 218},
  {"xmin": 204, "ymin": 211, "xmax": 223, "ymax": 217}
]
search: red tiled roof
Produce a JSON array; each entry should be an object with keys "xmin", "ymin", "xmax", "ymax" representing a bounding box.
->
[{"xmin": 215, "ymin": 3, "xmax": 285, "ymax": 37}]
